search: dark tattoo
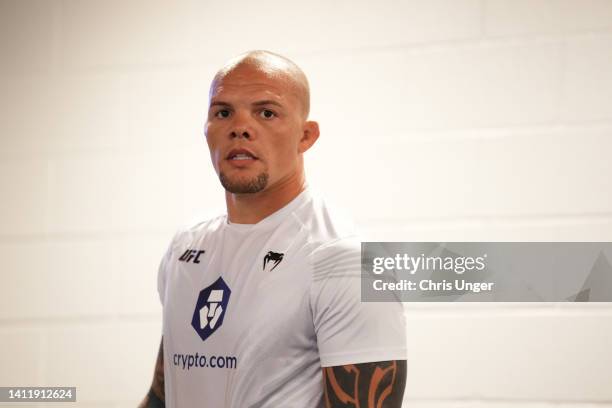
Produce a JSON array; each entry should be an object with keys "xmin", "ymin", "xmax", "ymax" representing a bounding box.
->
[
  {"xmin": 145, "ymin": 388, "xmax": 165, "ymax": 408},
  {"xmin": 152, "ymin": 338, "xmax": 165, "ymax": 401},
  {"xmin": 138, "ymin": 338, "xmax": 165, "ymax": 408},
  {"xmin": 323, "ymin": 360, "xmax": 406, "ymax": 408}
]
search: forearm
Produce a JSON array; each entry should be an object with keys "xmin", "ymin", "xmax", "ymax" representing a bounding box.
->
[
  {"xmin": 139, "ymin": 338, "xmax": 165, "ymax": 407},
  {"xmin": 138, "ymin": 389, "xmax": 165, "ymax": 408},
  {"xmin": 323, "ymin": 360, "xmax": 407, "ymax": 408}
]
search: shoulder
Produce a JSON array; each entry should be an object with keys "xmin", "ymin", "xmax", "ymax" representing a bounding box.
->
[
  {"xmin": 167, "ymin": 214, "xmax": 226, "ymax": 249},
  {"xmin": 310, "ymin": 236, "xmax": 360, "ymax": 268},
  {"xmin": 292, "ymin": 190, "xmax": 359, "ymax": 251},
  {"xmin": 287, "ymin": 191, "xmax": 363, "ymax": 278}
]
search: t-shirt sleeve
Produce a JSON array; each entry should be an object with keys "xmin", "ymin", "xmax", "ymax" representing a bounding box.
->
[
  {"xmin": 157, "ymin": 229, "xmax": 181, "ymax": 306},
  {"xmin": 310, "ymin": 237, "xmax": 408, "ymax": 367}
]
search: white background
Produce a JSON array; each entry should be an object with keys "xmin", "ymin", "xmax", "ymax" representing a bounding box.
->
[{"xmin": 1, "ymin": 0, "xmax": 612, "ymax": 407}]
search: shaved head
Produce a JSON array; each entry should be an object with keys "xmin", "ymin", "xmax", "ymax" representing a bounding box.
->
[{"xmin": 210, "ymin": 50, "xmax": 311, "ymax": 120}]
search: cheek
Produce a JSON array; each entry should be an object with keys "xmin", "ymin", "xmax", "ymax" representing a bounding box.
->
[
  {"xmin": 204, "ymin": 135, "xmax": 215, "ymax": 155},
  {"xmin": 271, "ymin": 133, "xmax": 300, "ymax": 165},
  {"xmin": 205, "ymin": 121, "xmax": 224, "ymax": 145},
  {"xmin": 205, "ymin": 132, "xmax": 223, "ymax": 166}
]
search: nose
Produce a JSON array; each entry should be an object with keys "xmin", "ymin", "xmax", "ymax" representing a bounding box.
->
[
  {"xmin": 230, "ymin": 128, "xmax": 250, "ymax": 139},
  {"xmin": 229, "ymin": 112, "xmax": 254, "ymax": 140}
]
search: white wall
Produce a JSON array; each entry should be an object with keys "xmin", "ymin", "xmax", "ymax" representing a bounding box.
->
[{"xmin": 1, "ymin": 0, "xmax": 611, "ymax": 407}]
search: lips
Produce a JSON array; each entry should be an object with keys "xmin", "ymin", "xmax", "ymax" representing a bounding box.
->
[{"xmin": 226, "ymin": 148, "xmax": 258, "ymax": 161}]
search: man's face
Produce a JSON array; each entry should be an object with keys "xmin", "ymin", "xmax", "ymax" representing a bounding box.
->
[{"xmin": 205, "ymin": 66, "xmax": 306, "ymax": 195}]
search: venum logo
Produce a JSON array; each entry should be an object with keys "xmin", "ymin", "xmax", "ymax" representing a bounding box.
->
[
  {"xmin": 191, "ymin": 277, "xmax": 231, "ymax": 342},
  {"xmin": 263, "ymin": 251, "xmax": 284, "ymax": 272}
]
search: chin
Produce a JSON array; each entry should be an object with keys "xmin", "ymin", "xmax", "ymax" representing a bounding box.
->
[{"xmin": 219, "ymin": 172, "xmax": 269, "ymax": 194}]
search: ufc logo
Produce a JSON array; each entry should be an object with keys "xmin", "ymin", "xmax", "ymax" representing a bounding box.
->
[{"xmin": 179, "ymin": 249, "xmax": 205, "ymax": 264}]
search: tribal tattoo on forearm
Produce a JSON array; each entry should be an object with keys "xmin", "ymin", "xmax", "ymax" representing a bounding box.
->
[{"xmin": 323, "ymin": 360, "xmax": 407, "ymax": 408}]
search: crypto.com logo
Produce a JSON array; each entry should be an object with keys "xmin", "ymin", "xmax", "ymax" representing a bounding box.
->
[{"xmin": 191, "ymin": 277, "xmax": 231, "ymax": 342}]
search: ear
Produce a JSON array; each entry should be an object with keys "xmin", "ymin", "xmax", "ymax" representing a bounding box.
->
[{"xmin": 298, "ymin": 121, "xmax": 320, "ymax": 154}]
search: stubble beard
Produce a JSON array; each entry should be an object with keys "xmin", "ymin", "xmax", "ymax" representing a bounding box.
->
[{"xmin": 219, "ymin": 171, "xmax": 269, "ymax": 194}]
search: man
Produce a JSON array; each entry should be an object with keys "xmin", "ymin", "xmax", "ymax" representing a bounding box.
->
[{"xmin": 139, "ymin": 50, "xmax": 407, "ymax": 408}]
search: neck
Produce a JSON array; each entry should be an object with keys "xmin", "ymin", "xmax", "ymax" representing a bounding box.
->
[{"xmin": 225, "ymin": 169, "xmax": 306, "ymax": 224}]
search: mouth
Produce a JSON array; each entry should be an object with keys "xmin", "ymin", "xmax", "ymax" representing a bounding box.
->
[{"xmin": 225, "ymin": 148, "xmax": 259, "ymax": 164}]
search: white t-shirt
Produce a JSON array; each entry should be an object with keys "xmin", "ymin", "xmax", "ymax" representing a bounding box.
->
[{"xmin": 157, "ymin": 188, "xmax": 407, "ymax": 408}]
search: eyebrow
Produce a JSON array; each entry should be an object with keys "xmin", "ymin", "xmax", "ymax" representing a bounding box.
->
[
  {"xmin": 209, "ymin": 101, "xmax": 231, "ymax": 109},
  {"xmin": 252, "ymin": 100, "xmax": 283, "ymax": 108},
  {"xmin": 209, "ymin": 100, "xmax": 284, "ymax": 109}
]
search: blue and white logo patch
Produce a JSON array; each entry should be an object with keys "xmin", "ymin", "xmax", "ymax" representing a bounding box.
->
[{"xmin": 191, "ymin": 277, "xmax": 231, "ymax": 342}]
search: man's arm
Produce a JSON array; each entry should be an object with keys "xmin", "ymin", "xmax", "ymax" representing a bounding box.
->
[
  {"xmin": 138, "ymin": 337, "xmax": 165, "ymax": 408},
  {"xmin": 322, "ymin": 360, "xmax": 406, "ymax": 408}
]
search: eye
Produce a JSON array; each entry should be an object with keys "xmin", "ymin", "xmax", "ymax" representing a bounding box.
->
[
  {"xmin": 215, "ymin": 109, "xmax": 230, "ymax": 119},
  {"xmin": 259, "ymin": 109, "xmax": 276, "ymax": 119}
]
